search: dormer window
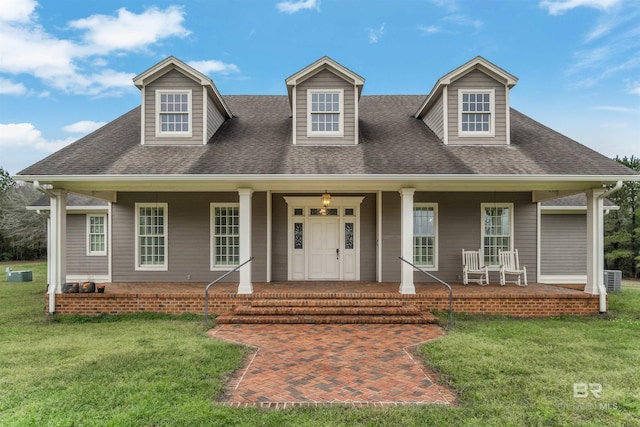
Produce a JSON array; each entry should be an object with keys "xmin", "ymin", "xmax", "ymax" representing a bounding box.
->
[
  {"xmin": 308, "ymin": 89, "xmax": 344, "ymax": 137},
  {"xmin": 459, "ymin": 89, "xmax": 495, "ymax": 137},
  {"xmin": 156, "ymin": 90, "xmax": 192, "ymax": 137}
]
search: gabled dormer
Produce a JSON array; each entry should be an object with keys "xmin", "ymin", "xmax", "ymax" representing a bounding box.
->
[
  {"xmin": 415, "ymin": 56, "xmax": 518, "ymax": 145},
  {"xmin": 285, "ymin": 56, "xmax": 365, "ymax": 145},
  {"xmin": 133, "ymin": 56, "xmax": 232, "ymax": 145}
]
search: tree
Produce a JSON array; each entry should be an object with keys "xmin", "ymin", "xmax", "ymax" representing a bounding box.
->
[
  {"xmin": 0, "ymin": 180, "xmax": 47, "ymax": 261},
  {"xmin": 604, "ymin": 156, "xmax": 640, "ymax": 278},
  {"xmin": 0, "ymin": 166, "xmax": 14, "ymax": 192}
]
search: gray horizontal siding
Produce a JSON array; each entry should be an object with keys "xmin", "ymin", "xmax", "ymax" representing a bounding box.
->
[
  {"xmin": 207, "ymin": 91, "xmax": 225, "ymax": 141},
  {"xmin": 540, "ymin": 214, "xmax": 586, "ymax": 275},
  {"xmin": 66, "ymin": 214, "xmax": 108, "ymax": 276},
  {"xmin": 383, "ymin": 192, "xmax": 537, "ymax": 284},
  {"xmin": 422, "ymin": 94, "xmax": 444, "ymax": 140},
  {"xmin": 296, "ymin": 69, "xmax": 356, "ymax": 145},
  {"xmin": 447, "ymin": 69, "xmax": 507, "ymax": 145},
  {"xmin": 145, "ymin": 69, "xmax": 204, "ymax": 145},
  {"xmin": 271, "ymin": 194, "xmax": 288, "ymax": 281},
  {"xmin": 111, "ymin": 192, "xmax": 267, "ymax": 283},
  {"xmin": 359, "ymin": 194, "xmax": 377, "ymax": 281}
]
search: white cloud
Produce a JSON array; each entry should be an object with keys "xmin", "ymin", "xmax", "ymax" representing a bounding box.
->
[
  {"xmin": 0, "ymin": 77, "xmax": 26, "ymax": 95},
  {"xmin": 418, "ymin": 25, "xmax": 442, "ymax": 35},
  {"xmin": 0, "ymin": 0, "xmax": 37, "ymax": 23},
  {"xmin": 0, "ymin": 3, "xmax": 190, "ymax": 95},
  {"xmin": 69, "ymin": 6, "xmax": 189, "ymax": 54},
  {"xmin": 187, "ymin": 60, "xmax": 240, "ymax": 75},
  {"xmin": 276, "ymin": 0, "xmax": 319, "ymax": 14},
  {"xmin": 442, "ymin": 14, "xmax": 483, "ymax": 30},
  {"xmin": 540, "ymin": 0, "xmax": 621, "ymax": 15},
  {"xmin": 418, "ymin": 14, "xmax": 482, "ymax": 37},
  {"xmin": 62, "ymin": 120, "xmax": 106, "ymax": 134},
  {"xmin": 368, "ymin": 23, "xmax": 385, "ymax": 44},
  {"xmin": 429, "ymin": 0, "xmax": 459, "ymax": 12},
  {"xmin": 0, "ymin": 123, "xmax": 74, "ymax": 152},
  {"xmin": 629, "ymin": 81, "xmax": 640, "ymax": 95},
  {"xmin": 593, "ymin": 105, "xmax": 637, "ymax": 113}
]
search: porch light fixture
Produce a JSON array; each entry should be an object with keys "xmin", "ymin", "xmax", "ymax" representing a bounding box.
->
[{"xmin": 321, "ymin": 191, "xmax": 331, "ymax": 208}]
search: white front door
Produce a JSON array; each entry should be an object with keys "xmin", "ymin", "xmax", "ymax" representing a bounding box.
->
[{"xmin": 308, "ymin": 218, "xmax": 340, "ymax": 279}]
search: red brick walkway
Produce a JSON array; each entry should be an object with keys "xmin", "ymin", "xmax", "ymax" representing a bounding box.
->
[{"xmin": 208, "ymin": 324, "xmax": 456, "ymax": 408}]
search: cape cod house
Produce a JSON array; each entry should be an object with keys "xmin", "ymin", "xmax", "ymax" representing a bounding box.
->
[{"xmin": 17, "ymin": 56, "xmax": 639, "ymax": 319}]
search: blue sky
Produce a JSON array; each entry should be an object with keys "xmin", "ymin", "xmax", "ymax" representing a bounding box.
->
[{"xmin": 1, "ymin": 0, "xmax": 639, "ymax": 175}]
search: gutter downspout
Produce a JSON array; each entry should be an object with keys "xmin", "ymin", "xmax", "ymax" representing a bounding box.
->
[
  {"xmin": 597, "ymin": 180, "xmax": 623, "ymax": 313},
  {"xmin": 34, "ymin": 181, "xmax": 57, "ymax": 315}
]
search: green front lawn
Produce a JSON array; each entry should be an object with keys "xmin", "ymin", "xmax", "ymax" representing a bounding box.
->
[{"xmin": 1, "ymin": 262, "xmax": 638, "ymax": 426}]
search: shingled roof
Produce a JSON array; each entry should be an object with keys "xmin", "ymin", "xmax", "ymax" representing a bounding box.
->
[{"xmin": 17, "ymin": 95, "xmax": 636, "ymax": 177}]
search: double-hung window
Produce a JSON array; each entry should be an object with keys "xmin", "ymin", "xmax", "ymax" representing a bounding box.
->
[
  {"xmin": 413, "ymin": 203, "xmax": 438, "ymax": 269},
  {"xmin": 307, "ymin": 89, "xmax": 343, "ymax": 137},
  {"xmin": 157, "ymin": 90, "xmax": 192, "ymax": 136},
  {"xmin": 211, "ymin": 204, "xmax": 240, "ymax": 269},
  {"xmin": 87, "ymin": 214, "xmax": 107, "ymax": 256},
  {"xmin": 459, "ymin": 89, "xmax": 494, "ymax": 136},
  {"xmin": 482, "ymin": 203, "xmax": 513, "ymax": 267},
  {"xmin": 135, "ymin": 203, "xmax": 168, "ymax": 270}
]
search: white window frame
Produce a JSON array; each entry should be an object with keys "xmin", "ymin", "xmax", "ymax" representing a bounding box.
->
[
  {"xmin": 135, "ymin": 203, "xmax": 168, "ymax": 271},
  {"xmin": 481, "ymin": 203, "xmax": 514, "ymax": 268},
  {"xmin": 156, "ymin": 90, "xmax": 192, "ymax": 137},
  {"xmin": 307, "ymin": 89, "xmax": 344, "ymax": 137},
  {"xmin": 413, "ymin": 203, "xmax": 438, "ymax": 270},
  {"xmin": 86, "ymin": 214, "xmax": 107, "ymax": 256},
  {"xmin": 459, "ymin": 89, "xmax": 495, "ymax": 137},
  {"xmin": 210, "ymin": 203, "xmax": 240, "ymax": 271}
]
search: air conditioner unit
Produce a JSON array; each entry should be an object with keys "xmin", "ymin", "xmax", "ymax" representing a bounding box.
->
[{"xmin": 604, "ymin": 270, "xmax": 622, "ymax": 292}]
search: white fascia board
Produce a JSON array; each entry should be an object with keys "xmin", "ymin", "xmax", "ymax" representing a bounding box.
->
[
  {"xmin": 16, "ymin": 173, "xmax": 640, "ymax": 183},
  {"xmin": 15, "ymin": 174, "xmax": 640, "ymax": 194},
  {"xmin": 285, "ymin": 56, "xmax": 365, "ymax": 87},
  {"xmin": 27, "ymin": 205, "xmax": 108, "ymax": 213}
]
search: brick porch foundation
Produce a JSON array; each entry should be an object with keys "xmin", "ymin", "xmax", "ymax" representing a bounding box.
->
[{"xmin": 51, "ymin": 282, "xmax": 601, "ymax": 318}]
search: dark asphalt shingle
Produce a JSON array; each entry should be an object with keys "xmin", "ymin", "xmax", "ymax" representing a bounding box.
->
[{"xmin": 17, "ymin": 95, "xmax": 636, "ymax": 177}]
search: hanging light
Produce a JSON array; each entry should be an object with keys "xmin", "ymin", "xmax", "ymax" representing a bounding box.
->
[{"xmin": 321, "ymin": 191, "xmax": 331, "ymax": 208}]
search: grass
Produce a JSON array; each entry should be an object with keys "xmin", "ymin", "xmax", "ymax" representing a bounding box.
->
[{"xmin": 1, "ymin": 262, "xmax": 639, "ymax": 426}]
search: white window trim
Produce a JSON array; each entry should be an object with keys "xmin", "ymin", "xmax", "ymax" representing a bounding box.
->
[
  {"xmin": 307, "ymin": 89, "xmax": 344, "ymax": 137},
  {"xmin": 413, "ymin": 203, "xmax": 438, "ymax": 271},
  {"xmin": 156, "ymin": 90, "xmax": 192, "ymax": 137},
  {"xmin": 458, "ymin": 89, "xmax": 495, "ymax": 137},
  {"xmin": 86, "ymin": 214, "xmax": 107, "ymax": 256},
  {"xmin": 481, "ymin": 203, "xmax": 514, "ymax": 269},
  {"xmin": 210, "ymin": 203, "xmax": 240, "ymax": 271},
  {"xmin": 135, "ymin": 203, "xmax": 168, "ymax": 271}
]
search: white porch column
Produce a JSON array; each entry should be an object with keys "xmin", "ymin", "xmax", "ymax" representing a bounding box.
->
[
  {"xmin": 585, "ymin": 189, "xmax": 605, "ymax": 295},
  {"xmin": 399, "ymin": 188, "xmax": 415, "ymax": 294},
  {"xmin": 49, "ymin": 191, "xmax": 67, "ymax": 297},
  {"xmin": 237, "ymin": 188, "xmax": 253, "ymax": 294}
]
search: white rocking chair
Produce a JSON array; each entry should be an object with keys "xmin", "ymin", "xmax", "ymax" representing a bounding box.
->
[
  {"xmin": 499, "ymin": 249, "xmax": 527, "ymax": 286},
  {"xmin": 462, "ymin": 249, "xmax": 489, "ymax": 286}
]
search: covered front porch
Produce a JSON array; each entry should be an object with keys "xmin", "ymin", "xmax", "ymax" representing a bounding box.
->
[{"xmin": 52, "ymin": 281, "xmax": 601, "ymax": 320}]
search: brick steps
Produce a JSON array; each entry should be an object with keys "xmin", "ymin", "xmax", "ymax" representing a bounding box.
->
[
  {"xmin": 216, "ymin": 296, "xmax": 438, "ymax": 325},
  {"xmin": 233, "ymin": 305, "xmax": 422, "ymax": 316},
  {"xmin": 249, "ymin": 299, "xmax": 405, "ymax": 307},
  {"xmin": 216, "ymin": 313, "xmax": 439, "ymax": 324}
]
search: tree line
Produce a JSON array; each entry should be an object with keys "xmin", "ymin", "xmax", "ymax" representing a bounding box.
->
[{"xmin": 0, "ymin": 167, "xmax": 47, "ymax": 261}]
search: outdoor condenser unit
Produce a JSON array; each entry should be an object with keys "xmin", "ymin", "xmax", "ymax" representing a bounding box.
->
[{"xmin": 603, "ymin": 270, "xmax": 622, "ymax": 292}]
